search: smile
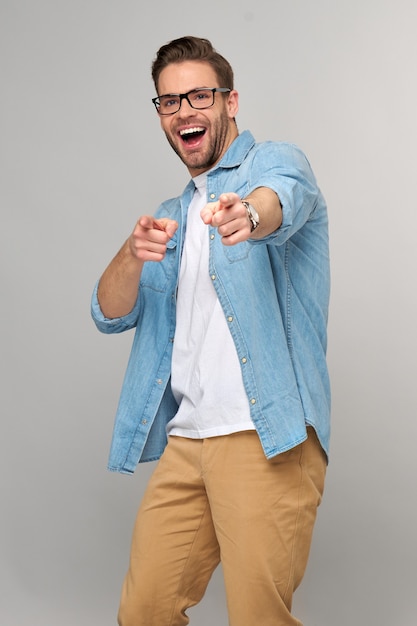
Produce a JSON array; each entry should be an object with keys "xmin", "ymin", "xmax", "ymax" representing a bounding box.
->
[{"xmin": 179, "ymin": 127, "xmax": 206, "ymax": 143}]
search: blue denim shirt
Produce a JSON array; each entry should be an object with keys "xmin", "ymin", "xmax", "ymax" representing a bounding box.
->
[{"xmin": 91, "ymin": 130, "xmax": 330, "ymax": 474}]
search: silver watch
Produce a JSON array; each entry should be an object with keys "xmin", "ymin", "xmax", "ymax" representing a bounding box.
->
[{"xmin": 242, "ymin": 201, "xmax": 260, "ymax": 232}]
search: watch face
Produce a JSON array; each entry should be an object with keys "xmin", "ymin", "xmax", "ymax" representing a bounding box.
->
[
  {"xmin": 250, "ymin": 205, "xmax": 259, "ymax": 221},
  {"xmin": 243, "ymin": 201, "xmax": 259, "ymax": 231},
  {"xmin": 248, "ymin": 204, "xmax": 259, "ymax": 230}
]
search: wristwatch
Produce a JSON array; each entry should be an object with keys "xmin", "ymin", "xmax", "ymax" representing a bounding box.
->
[{"xmin": 242, "ymin": 201, "xmax": 260, "ymax": 232}]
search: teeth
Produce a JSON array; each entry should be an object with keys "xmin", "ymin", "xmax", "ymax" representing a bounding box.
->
[{"xmin": 180, "ymin": 127, "xmax": 204, "ymax": 136}]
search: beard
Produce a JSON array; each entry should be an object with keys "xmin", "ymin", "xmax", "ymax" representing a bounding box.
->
[{"xmin": 164, "ymin": 108, "xmax": 234, "ymax": 173}]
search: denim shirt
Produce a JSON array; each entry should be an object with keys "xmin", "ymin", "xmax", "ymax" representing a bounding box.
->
[{"xmin": 91, "ymin": 130, "xmax": 330, "ymax": 474}]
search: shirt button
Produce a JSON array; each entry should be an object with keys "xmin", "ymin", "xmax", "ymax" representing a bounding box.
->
[
  {"xmin": 211, "ymin": 274, "xmax": 216, "ymax": 281},
  {"xmin": 241, "ymin": 357, "xmax": 247, "ymax": 364},
  {"xmin": 227, "ymin": 316, "xmax": 233, "ymax": 322},
  {"xmin": 210, "ymin": 193, "xmax": 216, "ymax": 199},
  {"xmin": 250, "ymin": 398, "xmax": 256, "ymax": 405},
  {"xmin": 210, "ymin": 233, "xmax": 215, "ymax": 240},
  {"xmin": 156, "ymin": 379, "xmax": 163, "ymax": 385},
  {"xmin": 141, "ymin": 419, "xmax": 148, "ymax": 425}
]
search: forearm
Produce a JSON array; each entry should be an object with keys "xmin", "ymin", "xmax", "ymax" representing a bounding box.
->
[
  {"xmin": 97, "ymin": 239, "xmax": 144, "ymax": 319},
  {"xmin": 97, "ymin": 214, "xmax": 178, "ymax": 319},
  {"xmin": 244, "ymin": 186, "xmax": 282, "ymax": 240}
]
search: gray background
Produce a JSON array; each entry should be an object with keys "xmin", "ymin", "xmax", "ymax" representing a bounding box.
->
[{"xmin": 1, "ymin": 1, "xmax": 416, "ymax": 624}]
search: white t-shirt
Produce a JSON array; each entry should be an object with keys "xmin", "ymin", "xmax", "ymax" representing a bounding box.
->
[{"xmin": 168, "ymin": 173, "xmax": 255, "ymax": 438}]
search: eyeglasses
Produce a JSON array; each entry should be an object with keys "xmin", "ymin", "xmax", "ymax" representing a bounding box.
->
[{"xmin": 152, "ymin": 87, "xmax": 231, "ymax": 116}]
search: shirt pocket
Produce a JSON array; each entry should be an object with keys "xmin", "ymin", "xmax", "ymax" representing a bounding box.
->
[
  {"xmin": 139, "ymin": 235, "xmax": 178, "ymax": 292},
  {"xmin": 217, "ymin": 181, "xmax": 252, "ymax": 262},
  {"xmin": 221, "ymin": 240, "xmax": 251, "ymax": 263}
]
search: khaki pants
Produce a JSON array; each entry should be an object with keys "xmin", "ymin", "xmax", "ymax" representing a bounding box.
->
[{"xmin": 118, "ymin": 428, "xmax": 326, "ymax": 626}]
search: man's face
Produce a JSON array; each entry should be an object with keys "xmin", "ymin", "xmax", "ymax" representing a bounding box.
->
[{"xmin": 156, "ymin": 61, "xmax": 239, "ymax": 177}]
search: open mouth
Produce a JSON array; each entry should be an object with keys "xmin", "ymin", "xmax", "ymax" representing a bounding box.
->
[{"xmin": 179, "ymin": 126, "xmax": 206, "ymax": 145}]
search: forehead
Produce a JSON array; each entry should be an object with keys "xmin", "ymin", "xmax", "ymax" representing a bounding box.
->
[{"xmin": 157, "ymin": 61, "xmax": 219, "ymax": 95}]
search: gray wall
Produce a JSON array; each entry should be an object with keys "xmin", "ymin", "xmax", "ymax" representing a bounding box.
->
[{"xmin": 1, "ymin": 1, "xmax": 416, "ymax": 624}]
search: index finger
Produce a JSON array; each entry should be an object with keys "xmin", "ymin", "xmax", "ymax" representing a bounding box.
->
[
  {"xmin": 139, "ymin": 216, "xmax": 178, "ymax": 237},
  {"xmin": 217, "ymin": 192, "xmax": 241, "ymax": 210},
  {"xmin": 138, "ymin": 215, "xmax": 164, "ymax": 230}
]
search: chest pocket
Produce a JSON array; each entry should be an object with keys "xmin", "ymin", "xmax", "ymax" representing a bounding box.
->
[
  {"xmin": 210, "ymin": 179, "xmax": 252, "ymax": 263},
  {"xmin": 139, "ymin": 235, "xmax": 178, "ymax": 292},
  {"xmin": 221, "ymin": 239, "xmax": 251, "ymax": 263}
]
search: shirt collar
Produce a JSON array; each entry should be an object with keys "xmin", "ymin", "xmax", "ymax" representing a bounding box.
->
[{"xmin": 214, "ymin": 130, "xmax": 256, "ymax": 170}]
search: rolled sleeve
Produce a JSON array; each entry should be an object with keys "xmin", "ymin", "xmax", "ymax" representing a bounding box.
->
[
  {"xmin": 247, "ymin": 142, "xmax": 322, "ymax": 247},
  {"xmin": 90, "ymin": 280, "xmax": 140, "ymax": 334}
]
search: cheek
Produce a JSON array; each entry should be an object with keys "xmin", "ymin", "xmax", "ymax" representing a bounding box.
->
[{"xmin": 160, "ymin": 118, "xmax": 172, "ymax": 134}]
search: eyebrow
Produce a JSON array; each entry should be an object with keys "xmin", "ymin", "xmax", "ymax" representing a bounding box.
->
[{"xmin": 158, "ymin": 86, "xmax": 213, "ymax": 97}]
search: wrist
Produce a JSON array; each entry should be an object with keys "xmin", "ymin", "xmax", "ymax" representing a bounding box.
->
[{"xmin": 242, "ymin": 200, "xmax": 260, "ymax": 233}]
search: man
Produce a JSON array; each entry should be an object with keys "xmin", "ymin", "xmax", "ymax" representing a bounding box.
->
[{"xmin": 92, "ymin": 35, "xmax": 330, "ymax": 626}]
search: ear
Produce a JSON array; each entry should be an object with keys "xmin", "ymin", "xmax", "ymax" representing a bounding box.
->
[{"xmin": 227, "ymin": 90, "xmax": 239, "ymax": 118}]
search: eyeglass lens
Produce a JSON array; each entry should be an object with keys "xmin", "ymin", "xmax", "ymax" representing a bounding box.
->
[{"xmin": 157, "ymin": 89, "xmax": 215, "ymax": 114}]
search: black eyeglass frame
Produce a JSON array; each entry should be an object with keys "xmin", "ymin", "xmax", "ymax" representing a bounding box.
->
[{"xmin": 152, "ymin": 87, "xmax": 231, "ymax": 116}]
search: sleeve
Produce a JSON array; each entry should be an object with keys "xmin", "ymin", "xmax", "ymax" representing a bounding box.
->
[
  {"xmin": 247, "ymin": 141, "xmax": 324, "ymax": 246},
  {"xmin": 90, "ymin": 280, "xmax": 141, "ymax": 334}
]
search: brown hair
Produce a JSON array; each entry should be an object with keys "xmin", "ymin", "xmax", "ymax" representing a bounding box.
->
[{"xmin": 151, "ymin": 36, "xmax": 234, "ymax": 93}]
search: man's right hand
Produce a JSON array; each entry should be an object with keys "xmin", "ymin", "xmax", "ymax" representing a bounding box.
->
[
  {"xmin": 97, "ymin": 216, "xmax": 178, "ymax": 319},
  {"xmin": 128, "ymin": 216, "xmax": 178, "ymax": 263}
]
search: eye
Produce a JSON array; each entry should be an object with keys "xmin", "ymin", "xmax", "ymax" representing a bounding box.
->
[
  {"xmin": 192, "ymin": 89, "xmax": 211, "ymax": 102},
  {"xmin": 160, "ymin": 96, "xmax": 180, "ymax": 110}
]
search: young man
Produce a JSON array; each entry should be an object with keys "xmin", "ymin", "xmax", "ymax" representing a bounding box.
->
[{"xmin": 92, "ymin": 36, "xmax": 330, "ymax": 626}]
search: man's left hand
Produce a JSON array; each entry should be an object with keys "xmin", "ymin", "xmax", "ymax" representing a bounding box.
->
[{"xmin": 200, "ymin": 193, "xmax": 251, "ymax": 246}]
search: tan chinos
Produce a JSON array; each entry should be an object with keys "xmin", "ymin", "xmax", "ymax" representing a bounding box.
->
[{"xmin": 118, "ymin": 427, "xmax": 326, "ymax": 626}]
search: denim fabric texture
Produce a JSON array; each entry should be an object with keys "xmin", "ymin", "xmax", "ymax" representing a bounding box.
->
[{"xmin": 91, "ymin": 130, "xmax": 331, "ymax": 474}]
